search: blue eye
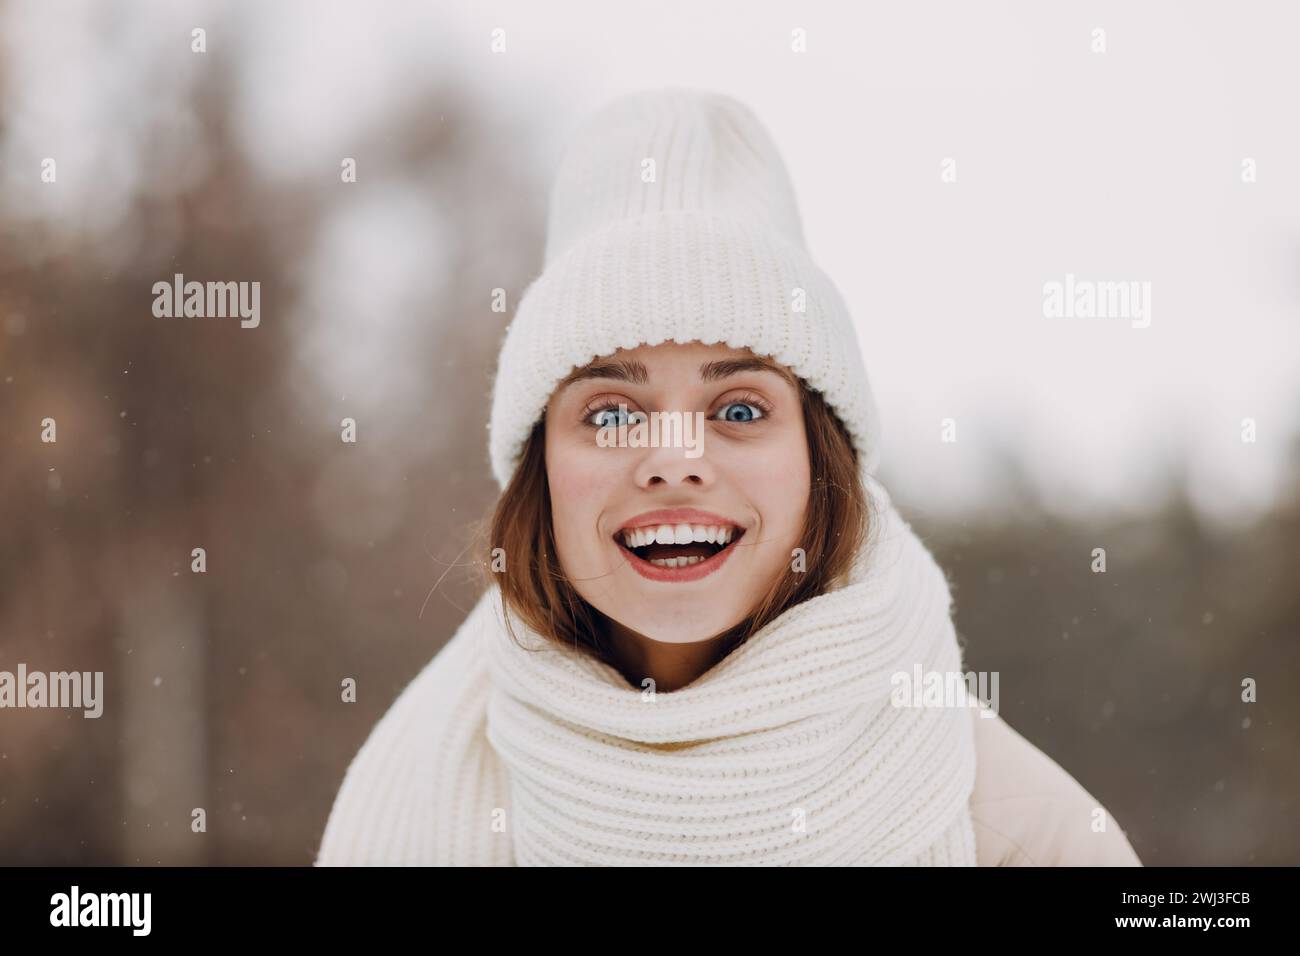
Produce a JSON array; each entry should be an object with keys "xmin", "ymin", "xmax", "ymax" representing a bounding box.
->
[
  {"xmin": 714, "ymin": 401, "xmax": 764, "ymax": 423},
  {"xmin": 588, "ymin": 405, "xmax": 645, "ymax": 428}
]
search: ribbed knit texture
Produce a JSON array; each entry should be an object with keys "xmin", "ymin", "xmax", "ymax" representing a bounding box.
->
[
  {"xmin": 316, "ymin": 469, "xmax": 978, "ymax": 866},
  {"xmin": 487, "ymin": 87, "xmax": 882, "ymax": 488}
]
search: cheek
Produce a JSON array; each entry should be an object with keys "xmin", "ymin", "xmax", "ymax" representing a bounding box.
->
[
  {"xmin": 549, "ymin": 468, "xmax": 597, "ymax": 531},
  {"xmin": 545, "ymin": 435, "xmax": 615, "ymax": 567},
  {"xmin": 750, "ymin": 432, "xmax": 811, "ymax": 538}
]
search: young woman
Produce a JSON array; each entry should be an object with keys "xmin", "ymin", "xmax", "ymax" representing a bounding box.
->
[{"xmin": 316, "ymin": 88, "xmax": 1141, "ymax": 866}]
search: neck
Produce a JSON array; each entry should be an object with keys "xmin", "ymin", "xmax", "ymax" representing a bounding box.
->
[{"xmin": 600, "ymin": 616, "xmax": 736, "ymax": 693}]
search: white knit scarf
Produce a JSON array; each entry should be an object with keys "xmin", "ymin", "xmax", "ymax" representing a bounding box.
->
[{"xmin": 480, "ymin": 473, "xmax": 978, "ymax": 865}]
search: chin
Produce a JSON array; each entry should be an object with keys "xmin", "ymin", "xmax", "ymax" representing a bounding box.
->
[{"xmin": 610, "ymin": 599, "xmax": 742, "ymax": 645}]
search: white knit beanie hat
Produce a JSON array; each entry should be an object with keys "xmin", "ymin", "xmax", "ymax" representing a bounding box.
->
[{"xmin": 486, "ymin": 86, "xmax": 881, "ymax": 489}]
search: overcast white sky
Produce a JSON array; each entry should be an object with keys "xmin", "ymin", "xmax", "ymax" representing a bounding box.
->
[{"xmin": 5, "ymin": 0, "xmax": 1297, "ymax": 525}]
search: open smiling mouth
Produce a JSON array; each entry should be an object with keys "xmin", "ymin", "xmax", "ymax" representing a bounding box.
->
[{"xmin": 614, "ymin": 523, "xmax": 746, "ymax": 570}]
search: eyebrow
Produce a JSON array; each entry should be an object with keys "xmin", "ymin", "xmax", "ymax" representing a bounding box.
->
[{"xmin": 558, "ymin": 356, "xmax": 798, "ymax": 391}]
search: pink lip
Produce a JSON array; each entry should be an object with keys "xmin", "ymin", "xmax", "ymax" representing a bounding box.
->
[
  {"xmin": 618, "ymin": 532, "xmax": 743, "ymax": 583},
  {"xmin": 614, "ymin": 508, "xmax": 743, "ymax": 533},
  {"xmin": 612, "ymin": 508, "xmax": 747, "ymax": 584}
]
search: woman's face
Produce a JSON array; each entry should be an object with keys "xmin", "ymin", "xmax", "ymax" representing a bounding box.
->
[{"xmin": 544, "ymin": 340, "xmax": 811, "ymax": 644}]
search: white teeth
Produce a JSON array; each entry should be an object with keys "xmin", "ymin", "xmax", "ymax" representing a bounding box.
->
[
  {"xmin": 648, "ymin": 555, "xmax": 705, "ymax": 568},
  {"xmin": 619, "ymin": 522, "xmax": 741, "ymax": 548}
]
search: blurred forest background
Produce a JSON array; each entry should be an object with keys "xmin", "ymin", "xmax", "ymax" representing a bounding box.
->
[{"xmin": 1, "ymin": 1, "xmax": 1296, "ymax": 865}]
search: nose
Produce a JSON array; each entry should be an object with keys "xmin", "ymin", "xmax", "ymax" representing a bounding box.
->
[{"xmin": 633, "ymin": 442, "xmax": 713, "ymax": 489}]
